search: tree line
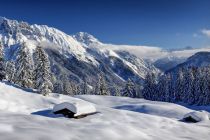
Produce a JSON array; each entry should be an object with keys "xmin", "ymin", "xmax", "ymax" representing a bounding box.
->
[
  {"xmin": 2, "ymin": 41, "xmax": 210, "ymax": 105},
  {"xmin": 143, "ymin": 67, "xmax": 210, "ymax": 105},
  {"xmin": 54, "ymin": 72, "xmax": 139, "ymax": 98}
]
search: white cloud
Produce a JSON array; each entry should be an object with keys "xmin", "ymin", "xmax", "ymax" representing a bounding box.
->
[
  {"xmin": 201, "ymin": 29, "xmax": 210, "ymax": 38},
  {"xmin": 99, "ymin": 43, "xmax": 210, "ymax": 62},
  {"xmin": 171, "ymin": 47, "xmax": 210, "ymax": 58},
  {"xmin": 101, "ymin": 44, "xmax": 169, "ymax": 61}
]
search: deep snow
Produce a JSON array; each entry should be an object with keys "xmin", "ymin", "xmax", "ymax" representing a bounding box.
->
[{"xmin": 0, "ymin": 82, "xmax": 210, "ymax": 140}]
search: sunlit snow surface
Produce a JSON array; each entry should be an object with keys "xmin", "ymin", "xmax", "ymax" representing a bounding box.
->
[{"xmin": 0, "ymin": 82, "xmax": 210, "ymax": 140}]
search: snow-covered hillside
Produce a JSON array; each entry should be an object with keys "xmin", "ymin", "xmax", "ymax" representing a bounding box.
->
[
  {"xmin": 0, "ymin": 82, "xmax": 210, "ymax": 140},
  {"xmin": 0, "ymin": 17, "xmax": 160, "ymax": 88},
  {"xmin": 166, "ymin": 52, "xmax": 210, "ymax": 73}
]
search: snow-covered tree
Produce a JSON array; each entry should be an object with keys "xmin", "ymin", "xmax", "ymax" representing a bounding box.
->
[
  {"xmin": 53, "ymin": 82, "xmax": 64, "ymax": 94},
  {"xmin": 6, "ymin": 61, "xmax": 16, "ymax": 83},
  {"xmin": 142, "ymin": 72, "xmax": 157, "ymax": 100},
  {"xmin": 82, "ymin": 78, "xmax": 89, "ymax": 95},
  {"xmin": 135, "ymin": 84, "xmax": 143, "ymax": 98},
  {"xmin": 114, "ymin": 86, "xmax": 121, "ymax": 96},
  {"xmin": 34, "ymin": 45, "xmax": 53, "ymax": 96},
  {"xmin": 62, "ymin": 76, "xmax": 73, "ymax": 95},
  {"xmin": 94, "ymin": 73, "xmax": 109, "ymax": 95},
  {"xmin": 144, "ymin": 66, "xmax": 210, "ymax": 105},
  {"xmin": 157, "ymin": 74, "xmax": 167, "ymax": 101},
  {"xmin": 165, "ymin": 73, "xmax": 173, "ymax": 102},
  {"xmin": 174, "ymin": 69, "xmax": 184, "ymax": 102},
  {"xmin": 156, "ymin": 73, "xmax": 174, "ymax": 102},
  {"xmin": 14, "ymin": 42, "xmax": 34, "ymax": 88},
  {"xmin": 71, "ymin": 82, "xmax": 80, "ymax": 95},
  {"xmin": 201, "ymin": 67, "xmax": 210, "ymax": 105},
  {"xmin": 0, "ymin": 42, "xmax": 5, "ymax": 81},
  {"xmin": 193, "ymin": 68, "xmax": 202, "ymax": 104},
  {"xmin": 122, "ymin": 78, "xmax": 136, "ymax": 98},
  {"xmin": 196, "ymin": 68, "xmax": 205, "ymax": 105},
  {"xmin": 183, "ymin": 67, "xmax": 195, "ymax": 104}
]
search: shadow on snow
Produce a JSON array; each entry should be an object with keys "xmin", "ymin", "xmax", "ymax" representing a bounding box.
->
[{"xmin": 31, "ymin": 109, "xmax": 64, "ymax": 118}]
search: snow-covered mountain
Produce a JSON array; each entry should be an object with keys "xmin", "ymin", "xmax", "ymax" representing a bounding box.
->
[
  {"xmin": 166, "ymin": 52, "xmax": 210, "ymax": 73},
  {"xmin": 0, "ymin": 17, "xmax": 160, "ymax": 89},
  {"xmin": 154, "ymin": 56, "xmax": 186, "ymax": 71},
  {"xmin": 183, "ymin": 52, "xmax": 210, "ymax": 67},
  {"xmin": 73, "ymin": 32, "xmax": 160, "ymax": 79}
]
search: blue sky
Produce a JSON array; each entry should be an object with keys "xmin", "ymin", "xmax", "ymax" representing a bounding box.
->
[{"xmin": 1, "ymin": 0, "xmax": 210, "ymax": 48}]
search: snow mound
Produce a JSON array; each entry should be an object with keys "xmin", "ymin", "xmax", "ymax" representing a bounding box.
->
[
  {"xmin": 53, "ymin": 101, "xmax": 96, "ymax": 117},
  {"xmin": 183, "ymin": 111, "xmax": 210, "ymax": 122}
]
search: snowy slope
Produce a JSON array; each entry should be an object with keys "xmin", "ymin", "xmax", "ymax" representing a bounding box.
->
[{"xmin": 0, "ymin": 82, "xmax": 210, "ymax": 140}]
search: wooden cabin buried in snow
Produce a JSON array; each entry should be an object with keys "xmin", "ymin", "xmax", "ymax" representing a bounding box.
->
[
  {"xmin": 52, "ymin": 102, "xmax": 97, "ymax": 118},
  {"xmin": 53, "ymin": 108, "xmax": 75, "ymax": 118}
]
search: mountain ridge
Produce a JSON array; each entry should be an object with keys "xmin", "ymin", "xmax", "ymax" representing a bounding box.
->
[
  {"xmin": 166, "ymin": 51, "xmax": 210, "ymax": 74},
  {"xmin": 0, "ymin": 17, "xmax": 160, "ymax": 92}
]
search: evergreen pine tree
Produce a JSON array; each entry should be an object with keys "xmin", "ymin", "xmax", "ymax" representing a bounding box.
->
[
  {"xmin": 165, "ymin": 74, "xmax": 173, "ymax": 102},
  {"xmin": 202, "ymin": 67, "xmax": 210, "ymax": 105},
  {"xmin": 122, "ymin": 78, "xmax": 136, "ymax": 98},
  {"xmin": 54, "ymin": 82, "xmax": 64, "ymax": 94},
  {"xmin": 34, "ymin": 45, "xmax": 53, "ymax": 96},
  {"xmin": 0, "ymin": 42, "xmax": 5, "ymax": 81},
  {"xmin": 194, "ymin": 68, "xmax": 202, "ymax": 104},
  {"xmin": 82, "ymin": 78, "xmax": 89, "ymax": 95},
  {"xmin": 187, "ymin": 67, "xmax": 196, "ymax": 104},
  {"xmin": 142, "ymin": 72, "xmax": 157, "ymax": 100},
  {"xmin": 114, "ymin": 86, "xmax": 121, "ymax": 96},
  {"xmin": 71, "ymin": 82, "xmax": 79, "ymax": 95},
  {"xmin": 74, "ymin": 84, "xmax": 82, "ymax": 95},
  {"xmin": 14, "ymin": 42, "xmax": 33, "ymax": 88},
  {"xmin": 196, "ymin": 67, "xmax": 205, "ymax": 105},
  {"xmin": 157, "ymin": 74, "xmax": 167, "ymax": 101},
  {"xmin": 174, "ymin": 69, "xmax": 184, "ymax": 102},
  {"xmin": 94, "ymin": 73, "xmax": 109, "ymax": 95},
  {"xmin": 182, "ymin": 68, "xmax": 188, "ymax": 103},
  {"xmin": 62, "ymin": 76, "xmax": 73, "ymax": 95},
  {"xmin": 6, "ymin": 61, "xmax": 16, "ymax": 83}
]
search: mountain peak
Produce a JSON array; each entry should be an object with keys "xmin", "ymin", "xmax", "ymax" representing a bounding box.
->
[
  {"xmin": 73, "ymin": 32, "xmax": 102, "ymax": 46},
  {"xmin": 0, "ymin": 16, "xmax": 6, "ymax": 22},
  {"xmin": 0, "ymin": 16, "xmax": 10, "ymax": 27}
]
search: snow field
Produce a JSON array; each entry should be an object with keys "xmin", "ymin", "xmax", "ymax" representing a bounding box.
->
[{"xmin": 0, "ymin": 82, "xmax": 210, "ymax": 140}]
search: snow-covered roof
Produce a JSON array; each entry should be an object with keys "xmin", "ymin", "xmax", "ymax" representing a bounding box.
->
[
  {"xmin": 183, "ymin": 111, "xmax": 210, "ymax": 122},
  {"xmin": 53, "ymin": 101, "xmax": 96, "ymax": 117}
]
